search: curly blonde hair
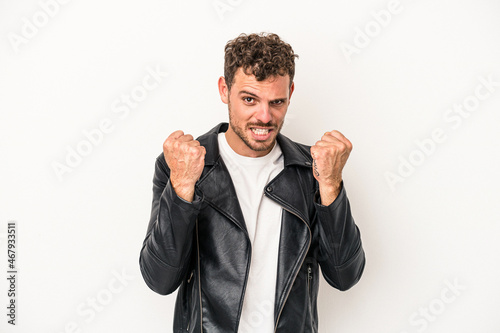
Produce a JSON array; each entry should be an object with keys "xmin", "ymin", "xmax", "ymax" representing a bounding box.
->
[{"xmin": 224, "ymin": 32, "xmax": 298, "ymax": 90}]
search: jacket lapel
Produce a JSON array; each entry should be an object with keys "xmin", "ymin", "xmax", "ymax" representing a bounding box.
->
[
  {"xmin": 196, "ymin": 123, "xmax": 247, "ymax": 233},
  {"xmin": 270, "ymin": 134, "xmax": 315, "ymax": 322},
  {"xmin": 266, "ymin": 166, "xmax": 312, "ymax": 321},
  {"xmin": 196, "ymin": 159, "xmax": 248, "ymax": 233}
]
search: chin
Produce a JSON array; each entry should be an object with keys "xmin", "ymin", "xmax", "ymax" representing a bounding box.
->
[{"xmin": 246, "ymin": 138, "xmax": 276, "ymax": 153}]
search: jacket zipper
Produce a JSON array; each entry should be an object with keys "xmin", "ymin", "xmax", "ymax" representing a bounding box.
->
[
  {"xmin": 195, "ymin": 206, "xmax": 252, "ymax": 333},
  {"xmin": 186, "ymin": 270, "xmax": 194, "ymax": 331},
  {"xmin": 195, "ymin": 219, "xmax": 203, "ymax": 333},
  {"xmin": 273, "ymin": 206, "xmax": 312, "ymax": 333},
  {"xmin": 204, "ymin": 200, "xmax": 252, "ymax": 333},
  {"xmin": 307, "ymin": 265, "xmax": 312, "ymax": 295}
]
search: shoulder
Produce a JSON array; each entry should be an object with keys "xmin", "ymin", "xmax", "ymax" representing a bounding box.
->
[{"xmin": 277, "ymin": 134, "xmax": 313, "ymax": 166}]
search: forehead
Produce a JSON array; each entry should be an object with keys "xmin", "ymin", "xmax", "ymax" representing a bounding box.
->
[{"xmin": 232, "ymin": 68, "xmax": 290, "ymax": 95}]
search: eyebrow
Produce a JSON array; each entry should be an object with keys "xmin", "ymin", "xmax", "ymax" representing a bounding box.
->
[
  {"xmin": 239, "ymin": 90, "xmax": 287, "ymax": 103},
  {"xmin": 239, "ymin": 90, "xmax": 259, "ymax": 98}
]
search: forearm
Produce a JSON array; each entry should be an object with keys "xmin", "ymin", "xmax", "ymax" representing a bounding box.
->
[
  {"xmin": 314, "ymin": 183, "xmax": 365, "ymax": 291},
  {"xmin": 318, "ymin": 181, "xmax": 341, "ymax": 207},
  {"xmin": 139, "ymin": 158, "xmax": 201, "ymax": 295}
]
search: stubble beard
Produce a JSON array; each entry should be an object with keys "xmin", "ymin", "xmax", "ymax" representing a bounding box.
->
[{"xmin": 228, "ymin": 102, "xmax": 284, "ymax": 153}]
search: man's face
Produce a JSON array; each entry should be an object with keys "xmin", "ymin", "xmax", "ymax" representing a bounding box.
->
[{"xmin": 218, "ymin": 68, "xmax": 294, "ymax": 157}]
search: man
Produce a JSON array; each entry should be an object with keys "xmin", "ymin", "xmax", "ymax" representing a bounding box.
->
[{"xmin": 140, "ymin": 32, "xmax": 365, "ymax": 333}]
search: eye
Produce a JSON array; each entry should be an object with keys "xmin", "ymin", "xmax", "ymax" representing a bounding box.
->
[
  {"xmin": 243, "ymin": 97, "xmax": 254, "ymax": 103},
  {"xmin": 271, "ymin": 100, "xmax": 284, "ymax": 106}
]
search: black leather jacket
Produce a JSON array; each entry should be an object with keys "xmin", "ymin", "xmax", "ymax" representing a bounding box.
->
[{"xmin": 140, "ymin": 123, "xmax": 365, "ymax": 332}]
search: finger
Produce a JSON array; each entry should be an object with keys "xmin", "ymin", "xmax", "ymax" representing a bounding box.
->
[
  {"xmin": 320, "ymin": 135, "xmax": 350, "ymax": 150},
  {"xmin": 167, "ymin": 130, "xmax": 185, "ymax": 140},
  {"xmin": 326, "ymin": 130, "xmax": 352, "ymax": 148},
  {"xmin": 312, "ymin": 142, "xmax": 350, "ymax": 162},
  {"xmin": 320, "ymin": 132, "xmax": 340, "ymax": 143},
  {"xmin": 314, "ymin": 140, "xmax": 334, "ymax": 147},
  {"xmin": 177, "ymin": 134, "xmax": 194, "ymax": 142},
  {"xmin": 310, "ymin": 146, "xmax": 320, "ymax": 159},
  {"xmin": 186, "ymin": 139, "xmax": 201, "ymax": 147},
  {"xmin": 196, "ymin": 145, "xmax": 207, "ymax": 158},
  {"xmin": 187, "ymin": 145, "xmax": 206, "ymax": 160}
]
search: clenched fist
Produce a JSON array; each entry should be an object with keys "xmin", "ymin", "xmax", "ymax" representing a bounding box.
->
[
  {"xmin": 163, "ymin": 130, "xmax": 206, "ymax": 202},
  {"xmin": 310, "ymin": 130, "xmax": 352, "ymax": 206}
]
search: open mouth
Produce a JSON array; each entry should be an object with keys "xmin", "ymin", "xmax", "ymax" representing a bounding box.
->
[
  {"xmin": 251, "ymin": 128, "xmax": 271, "ymax": 136},
  {"xmin": 248, "ymin": 124, "xmax": 276, "ymax": 141}
]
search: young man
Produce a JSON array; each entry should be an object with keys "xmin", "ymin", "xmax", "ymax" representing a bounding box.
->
[{"xmin": 140, "ymin": 32, "xmax": 365, "ymax": 333}]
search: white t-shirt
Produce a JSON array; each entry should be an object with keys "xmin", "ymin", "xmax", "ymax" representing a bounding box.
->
[{"xmin": 217, "ymin": 133, "xmax": 284, "ymax": 333}]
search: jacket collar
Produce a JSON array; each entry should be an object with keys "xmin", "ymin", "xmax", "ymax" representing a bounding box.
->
[{"xmin": 197, "ymin": 122, "xmax": 313, "ymax": 167}]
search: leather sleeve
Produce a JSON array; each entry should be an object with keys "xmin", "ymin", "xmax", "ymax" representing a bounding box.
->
[
  {"xmin": 139, "ymin": 155, "xmax": 202, "ymax": 295},
  {"xmin": 313, "ymin": 182, "xmax": 365, "ymax": 291}
]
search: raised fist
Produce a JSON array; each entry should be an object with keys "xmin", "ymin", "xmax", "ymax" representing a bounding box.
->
[
  {"xmin": 163, "ymin": 130, "xmax": 206, "ymax": 202},
  {"xmin": 310, "ymin": 130, "xmax": 352, "ymax": 206}
]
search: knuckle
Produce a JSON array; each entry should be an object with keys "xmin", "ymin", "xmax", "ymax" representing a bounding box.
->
[
  {"xmin": 164, "ymin": 140, "xmax": 174, "ymax": 150},
  {"xmin": 189, "ymin": 146, "xmax": 201, "ymax": 157},
  {"xmin": 314, "ymin": 150, "xmax": 324, "ymax": 159}
]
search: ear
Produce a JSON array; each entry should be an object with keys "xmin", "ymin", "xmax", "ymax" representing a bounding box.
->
[
  {"xmin": 288, "ymin": 81, "xmax": 295, "ymax": 104},
  {"xmin": 218, "ymin": 76, "xmax": 229, "ymax": 104}
]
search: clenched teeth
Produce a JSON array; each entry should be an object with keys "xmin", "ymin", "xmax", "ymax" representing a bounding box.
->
[{"xmin": 251, "ymin": 128, "xmax": 270, "ymax": 135}]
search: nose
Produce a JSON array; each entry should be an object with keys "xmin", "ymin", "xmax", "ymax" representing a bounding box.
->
[{"xmin": 254, "ymin": 104, "xmax": 272, "ymax": 124}]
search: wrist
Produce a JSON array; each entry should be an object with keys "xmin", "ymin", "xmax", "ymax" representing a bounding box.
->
[
  {"xmin": 170, "ymin": 179, "xmax": 196, "ymax": 203},
  {"xmin": 318, "ymin": 181, "xmax": 341, "ymax": 206}
]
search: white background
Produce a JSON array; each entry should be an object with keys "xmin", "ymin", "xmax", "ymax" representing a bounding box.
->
[{"xmin": 1, "ymin": 0, "xmax": 499, "ymax": 332}]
